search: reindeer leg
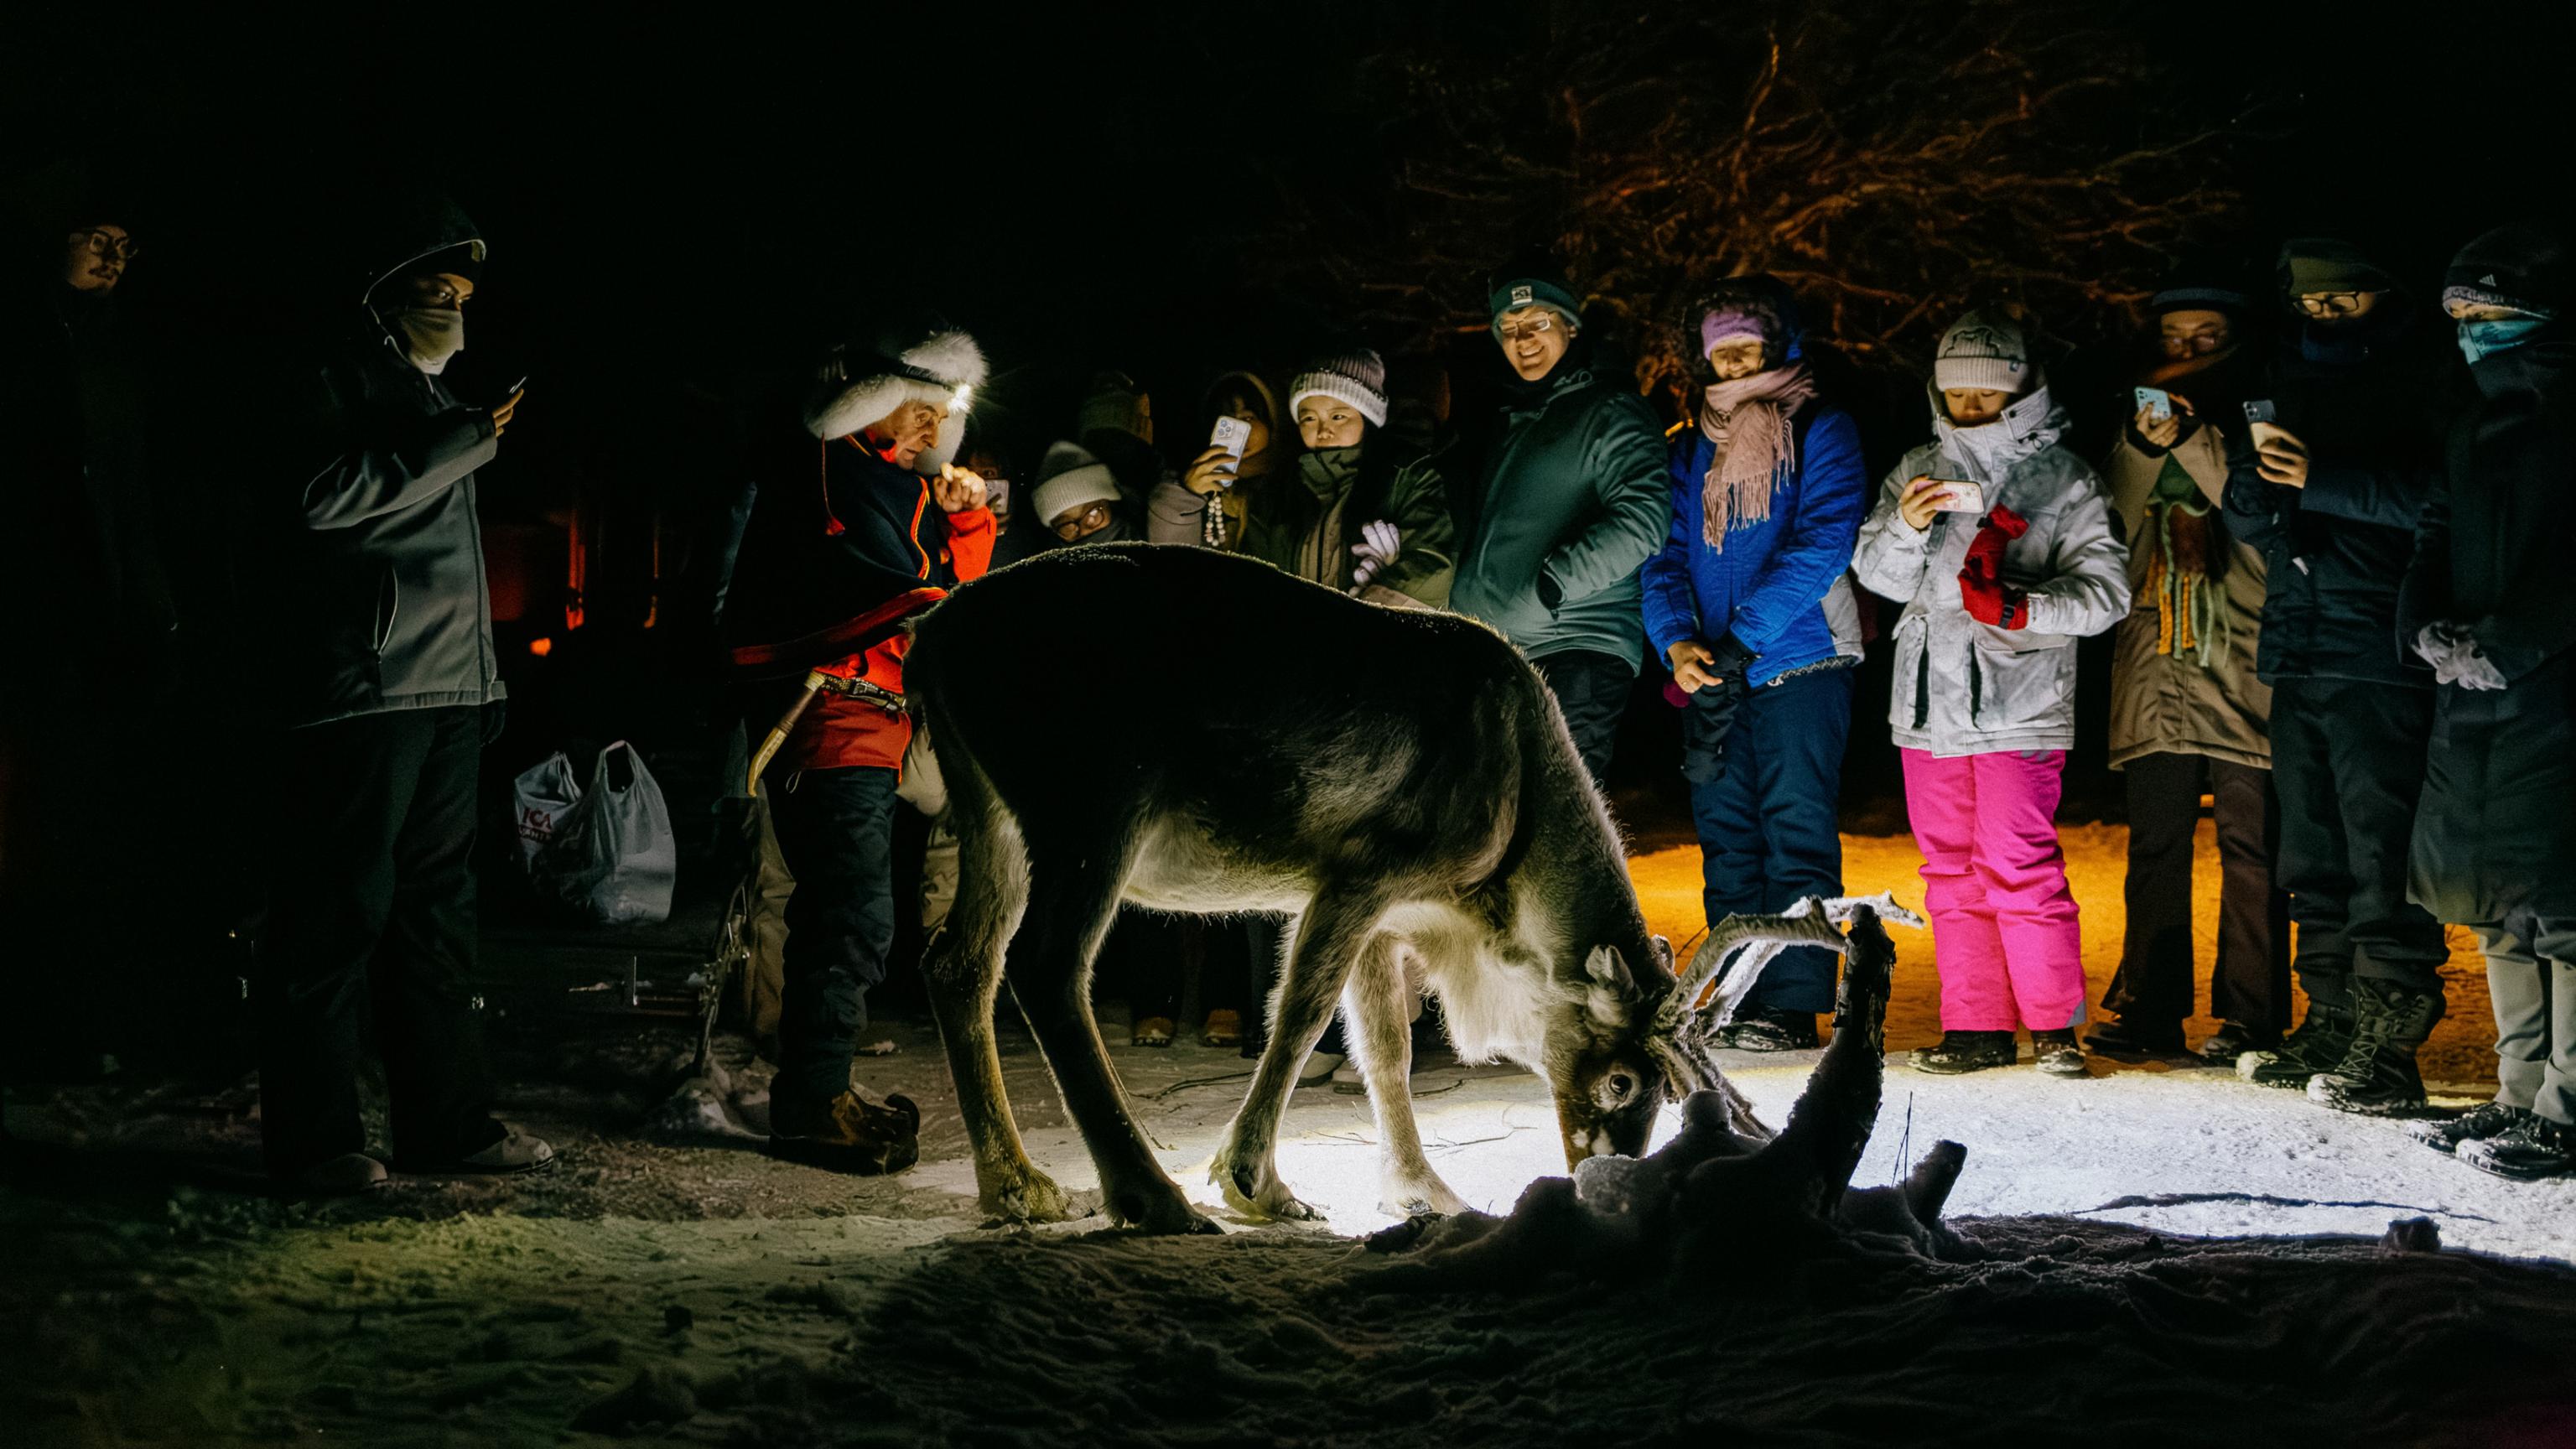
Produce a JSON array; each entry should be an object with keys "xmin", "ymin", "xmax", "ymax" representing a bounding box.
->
[
  {"xmin": 1767, "ymin": 904, "xmax": 1900, "ymax": 1217},
  {"xmin": 919, "ymin": 797, "xmax": 1071, "ymax": 1223},
  {"xmin": 1214, "ymin": 886, "xmax": 1385, "ymax": 1222},
  {"xmin": 1346, "ymin": 935, "xmax": 1467, "ymax": 1219},
  {"xmin": 1010, "ymin": 838, "xmax": 1218, "ymax": 1237}
]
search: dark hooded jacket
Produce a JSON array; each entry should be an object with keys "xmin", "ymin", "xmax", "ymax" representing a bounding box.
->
[
  {"xmin": 2402, "ymin": 225, "xmax": 2576, "ymax": 923},
  {"xmin": 2221, "ymin": 242, "xmax": 2454, "ymax": 687},
  {"xmin": 249, "ymin": 196, "xmax": 504, "ymax": 728},
  {"xmin": 0, "ymin": 216, "xmax": 176, "ymax": 684}
]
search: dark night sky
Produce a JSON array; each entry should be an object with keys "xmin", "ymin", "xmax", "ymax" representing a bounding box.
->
[{"xmin": 8, "ymin": 1, "xmax": 2572, "ymax": 472}]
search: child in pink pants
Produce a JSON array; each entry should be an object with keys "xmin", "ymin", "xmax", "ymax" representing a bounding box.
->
[{"xmin": 1851, "ymin": 309, "xmax": 2132, "ymax": 1076}]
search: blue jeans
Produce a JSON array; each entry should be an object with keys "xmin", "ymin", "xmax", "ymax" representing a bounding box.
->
[{"xmin": 1687, "ymin": 666, "xmax": 1853, "ymax": 1015}]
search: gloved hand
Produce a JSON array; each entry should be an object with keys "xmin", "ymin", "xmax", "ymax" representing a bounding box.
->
[
  {"xmin": 1349, "ymin": 519, "xmax": 1402, "ymax": 591},
  {"xmin": 480, "ymin": 699, "xmax": 508, "ymax": 746},
  {"xmin": 2413, "ymin": 622, "xmax": 2507, "ymax": 691},
  {"xmin": 1958, "ymin": 506, "xmax": 2031, "ymax": 630}
]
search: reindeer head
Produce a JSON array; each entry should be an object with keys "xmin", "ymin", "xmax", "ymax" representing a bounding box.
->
[
  {"xmin": 1551, "ymin": 934, "xmax": 1679, "ymax": 1166},
  {"xmin": 1553, "ymin": 895, "xmax": 1924, "ymax": 1168}
]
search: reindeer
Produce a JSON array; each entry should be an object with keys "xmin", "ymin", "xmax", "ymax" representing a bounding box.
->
[{"xmin": 903, "ymin": 543, "xmax": 1866, "ymax": 1233}]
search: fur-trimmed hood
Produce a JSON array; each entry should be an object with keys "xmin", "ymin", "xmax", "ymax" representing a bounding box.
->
[{"xmin": 804, "ymin": 328, "xmax": 989, "ymax": 473}]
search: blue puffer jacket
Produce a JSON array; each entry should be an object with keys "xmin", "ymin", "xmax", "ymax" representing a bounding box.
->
[{"xmin": 1641, "ymin": 400, "xmax": 1867, "ymax": 687}]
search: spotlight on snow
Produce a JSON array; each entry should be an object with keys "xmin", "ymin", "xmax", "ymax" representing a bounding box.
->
[{"xmin": 1368, "ymin": 903, "xmax": 1971, "ymax": 1286}]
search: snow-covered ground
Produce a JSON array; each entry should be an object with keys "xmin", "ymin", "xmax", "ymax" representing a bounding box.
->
[
  {"xmin": 13, "ymin": 1033, "xmax": 2568, "ymax": 1446},
  {"xmin": 4, "ymin": 823, "xmax": 2569, "ymax": 1444}
]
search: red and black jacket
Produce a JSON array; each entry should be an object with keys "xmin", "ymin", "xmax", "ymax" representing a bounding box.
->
[{"xmin": 722, "ymin": 430, "xmax": 994, "ymax": 770}]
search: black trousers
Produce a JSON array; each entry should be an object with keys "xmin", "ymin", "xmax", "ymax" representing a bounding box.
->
[
  {"xmin": 1535, "ymin": 649, "xmax": 1635, "ymax": 789},
  {"xmin": 767, "ymin": 763, "xmax": 900, "ymax": 1104},
  {"xmin": 2269, "ymin": 677, "xmax": 2447, "ymax": 1007},
  {"xmin": 2102, "ymin": 750, "xmax": 2292, "ymax": 1033},
  {"xmin": 257, "ymin": 706, "xmax": 497, "ymax": 1174}
]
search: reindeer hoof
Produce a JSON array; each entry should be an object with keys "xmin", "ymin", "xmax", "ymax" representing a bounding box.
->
[
  {"xmin": 1109, "ymin": 1182, "xmax": 1223, "ymax": 1236},
  {"xmin": 986, "ymin": 1170, "xmax": 1077, "ymax": 1225},
  {"xmin": 1380, "ymin": 1177, "xmax": 1469, "ymax": 1220},
  {"xmin": 1214, "ymin": 1154, "xmax": 1319, "ymax": 1223}
]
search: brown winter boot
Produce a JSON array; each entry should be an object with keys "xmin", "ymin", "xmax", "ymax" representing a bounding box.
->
[{"xmin": 769, "ymin": 1088, "xmax": 922, "ymax": 1175}]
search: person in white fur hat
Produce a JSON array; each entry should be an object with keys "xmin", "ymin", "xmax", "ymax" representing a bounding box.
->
[{"xmin": 721, "ymin": 319, "xmax": 997, "ymax": 1174}]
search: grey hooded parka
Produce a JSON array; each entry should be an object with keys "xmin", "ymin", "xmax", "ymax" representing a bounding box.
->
[{"xmin": 1852, "ymin": 383, "xmax": 2131, "ymax": 756}]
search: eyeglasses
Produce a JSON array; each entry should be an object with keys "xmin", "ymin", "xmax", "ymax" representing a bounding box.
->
[
  {"xmin": 70, "ymin": 230, "xmax": 140, "ymax": 263},
  {"xmin": 1052, "ymin": 501, "xmax": 1113, "ymax": 540},
  {"xmin": 2295, "ymin": 292, "xmax": 2365, "ymax": 318},
  {"xmin": 1497, "ymin": 315, "xmax": 1558, "ymax": 342}
]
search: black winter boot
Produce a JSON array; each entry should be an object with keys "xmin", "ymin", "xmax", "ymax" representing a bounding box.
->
[
  {"xmin": 2237, "ymin": 1001, "xmax": 2355, "ymax": 1089},
  {"xmin": 2458, "ymin": 1114, "xmax": 2573, "ymax": 1181},
  {"xmin": 1720, "ymin": 1008, "xmax": 1820, "ymax": 1052},
  {"xmin": 2407, "ymin": 1101, "xmax": 2531, "ymax": 1154},
  {"xmin": 2307, "ymin": 979, "xmax": 2445, "ymax": 1117},
  {"xmin": 1908, "ymin": 1031, "xmax": 2018, "ymax": 1075},
  {"xmin": 2085, "ymin": 1015, "xmax": 2186, "ymax": 1060},
  {"xmin": 2195, "ymin": 1020, "xmax": 2273, "ymax": 1066},
  {"xmin": 2030, "ymin": 1029, "xmax": 2090, "ymax": 1078}
]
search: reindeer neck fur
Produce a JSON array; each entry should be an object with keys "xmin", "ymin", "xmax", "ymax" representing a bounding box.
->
[{"xmin": 1442, "ymin": 732, "xmax": 1659, "ymax": 1072}]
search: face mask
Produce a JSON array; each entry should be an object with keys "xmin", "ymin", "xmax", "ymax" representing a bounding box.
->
[
  {"xmin": 2458, "ymin": 315, "xmax": 2548, "ymax": 365},
  {"xmin": 390, "ymin": 305, "xmax": 465, "ymax": 374}
]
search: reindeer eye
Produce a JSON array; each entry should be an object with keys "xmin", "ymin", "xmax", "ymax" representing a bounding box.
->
[{"xmin": 1607, "ymin": 1072, "xmax": 1636, "ymax": 1101}]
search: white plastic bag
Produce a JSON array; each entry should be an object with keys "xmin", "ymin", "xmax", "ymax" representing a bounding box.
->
[
  {"xmin": 509, "ymin": 751, "xmax": 583, "ymax": 870},
  {"xmin": 534, "ymin": 741, "xmax": 677, "ymax": 924}
]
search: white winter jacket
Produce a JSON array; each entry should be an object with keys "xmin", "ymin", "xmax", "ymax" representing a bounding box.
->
[{"xmin": 1852, "ymin": 385, "xmax": 2131, "ymax": 757}]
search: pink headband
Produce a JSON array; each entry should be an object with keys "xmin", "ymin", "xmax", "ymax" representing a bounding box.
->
[{"xmin": 1700, "ymin": 309, "xmax": 1767, "ymax": 356}]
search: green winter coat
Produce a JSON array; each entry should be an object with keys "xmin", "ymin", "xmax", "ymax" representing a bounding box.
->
[
  {"xmin": 1452, "ymin": 363, "xmax": 1671, "ymax": 667},
  {"xmin": 1235, "ymin": 445, "xmax": 1455, "ymax": 605}
]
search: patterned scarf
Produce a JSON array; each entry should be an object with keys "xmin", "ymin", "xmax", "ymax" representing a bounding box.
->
[
  {"xmin": 2142, "ymin": 459, "xmax": 2229, "ymax": 667},
  {"xmin": 1697, "ymin": 361, "xmax": 1817, "ymax": 549}
]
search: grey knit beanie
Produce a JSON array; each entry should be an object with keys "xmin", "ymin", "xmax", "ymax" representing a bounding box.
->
[
  {"xmin": 1933, "ymin": 310, "xmax": 2034, "ymax": 392},
  {"xmin": 1027, "ymin": 440, "xmax": 1122, "ymax": 525},
  {"xmin": 1287, "ymin": 348, "xmax": 1390, "ymax": 427}
]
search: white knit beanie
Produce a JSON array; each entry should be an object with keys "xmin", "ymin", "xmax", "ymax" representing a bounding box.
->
[
  {"xmin": 1287, "ymin": 349, "xmax": 1389, "ymax": 428},
  {"xmin": 1027, "ymin": 440, "xmax": 1122, "ymax": 524},
  {"xmin": 1932, "ymin": 310, "xmax": 2033, "ymax": 392}
]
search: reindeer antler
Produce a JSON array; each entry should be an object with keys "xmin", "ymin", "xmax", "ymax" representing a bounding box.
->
[
  {"xmin": 1671, "ymin": 894, "xmax": 1927, "ymax": 1029},
  {"xmin": 1644, "ymin": 894, "xmax": 1927, "ymax": 1146}
]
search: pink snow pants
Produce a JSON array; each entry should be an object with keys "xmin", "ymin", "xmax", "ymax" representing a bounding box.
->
[{"xmin": 1899, "ymin": 748, "xmax": 2085, "ymax": 1032}]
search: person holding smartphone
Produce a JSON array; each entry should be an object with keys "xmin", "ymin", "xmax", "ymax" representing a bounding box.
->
[
  {"xmin": 1639, "ymin": 276, "xmax": 1867, "ymax": 1052},
  {"xmin": 247, "ymin": 194, "xmax": 547, "ymax": 1194},
  {"xmin": 1146, "ymin": 370, "xmax": 1291, "ymax": 550},
  {"xmin": 2221, "ymin": 237, "xmax": 2454, "ymax": 1116},
  {"xmin": 2088, "ymin": 257, "xmax": 2293, "ymax": 1067},
  {"xmin": 1852, "ymin": 308, "xmax": 2131, "ymax": 1078}
]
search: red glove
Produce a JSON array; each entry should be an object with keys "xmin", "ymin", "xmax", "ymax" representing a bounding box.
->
[{"xmin": 1958, "ymin": 506, "xmax": 2031, "ymax": 630}]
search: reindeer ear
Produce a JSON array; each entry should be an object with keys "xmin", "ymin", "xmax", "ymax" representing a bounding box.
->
[
  {"xmin": 1583, "ymin": 944, "xmax": 1639, "ymax": 1026},
  {"xmin": 1649, "ymin": 934, "xmax": 1675, "ymax": 978}
]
